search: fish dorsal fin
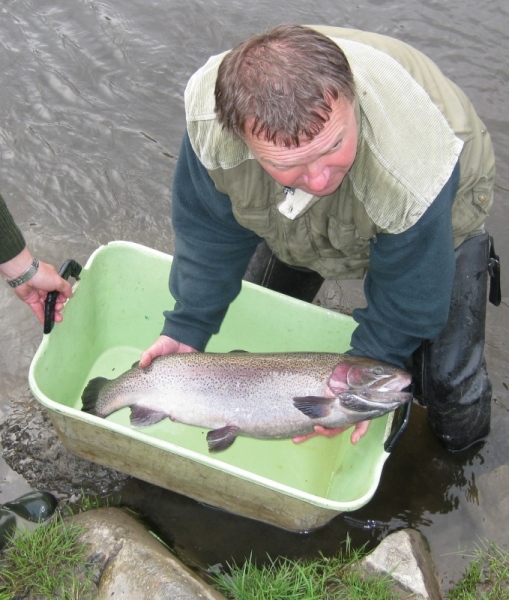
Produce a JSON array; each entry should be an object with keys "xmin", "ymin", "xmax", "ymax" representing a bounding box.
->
[{"xmin": 293, "ymin": 397, "xmax": 335, "ymax": 419}]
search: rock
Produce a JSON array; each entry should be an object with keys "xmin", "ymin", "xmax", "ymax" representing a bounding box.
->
[
  {"xmin": 67, "ymin": 509, "xmax": 441, "ymax": 600},
  {"xmin": 0, "ymin": 387, "xmax": 128, "ymax": 499},
  {"xmin": 66, "ymin": 507, "xmax": 227, "ymax": 600},
  {"xmin": 359, "ymin": 528, "xmax": 443, "ymax": 600}
]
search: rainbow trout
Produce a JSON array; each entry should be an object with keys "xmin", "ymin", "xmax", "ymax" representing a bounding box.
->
[{"xmin": 81, "ymin": 352, "xmax": 412, "ymax": 452}]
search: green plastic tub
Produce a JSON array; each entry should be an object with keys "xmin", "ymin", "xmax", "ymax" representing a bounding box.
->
[{"xmin": 29, "ymin": 241, "xmax": 403, "ymax": 532}]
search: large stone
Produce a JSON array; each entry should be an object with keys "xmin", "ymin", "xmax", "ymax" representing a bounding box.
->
[
  {"xmin": 66, "ymin": 507, "xmax": 226, "ymax": 600},
  {"xmin": 359, "ymin": 528, "xmax": 442, "ymax": 600}
]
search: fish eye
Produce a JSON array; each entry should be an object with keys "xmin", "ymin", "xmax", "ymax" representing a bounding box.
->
[{"xmin": 372, "ymin": 367, "xmax": 385, "ymax": 376}]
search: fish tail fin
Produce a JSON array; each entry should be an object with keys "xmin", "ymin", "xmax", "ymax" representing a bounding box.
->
[
  {"xmin": 293, "ymin": 396, "xmax": 336, "ymax": 419},
  {"xmin": 81, "ymin": 378, "xmax": 109, "ymax": 416},
  {"xmin": 206, "ymin": 425, "xmax": 240, "ymax": 453}
]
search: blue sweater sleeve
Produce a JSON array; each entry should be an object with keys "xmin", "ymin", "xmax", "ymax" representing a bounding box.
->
[
  {"xmin": 348, "ymin": 162, "xmax": 459, "ymax": 368},
  {"xmin": 161, "ymin": 132, "xmax": 262, "ymax": 350}
]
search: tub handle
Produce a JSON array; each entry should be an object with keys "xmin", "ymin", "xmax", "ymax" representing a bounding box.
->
[
  {"xmin": 383, "ymin": 389, "xmax": 412, "ymax": 453},
  {"xmin": 43, "ymin": 259, "xmax": 83, "ymax": 334}
]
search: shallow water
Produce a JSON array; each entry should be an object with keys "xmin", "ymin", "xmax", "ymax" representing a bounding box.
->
[{"xmin": 0, "ymin": 0, "xmax": 508, "ymax": 592}]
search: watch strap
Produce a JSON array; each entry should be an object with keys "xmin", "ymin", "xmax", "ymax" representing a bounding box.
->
[{"xmin": 6, "ymin": 257, "xmax": 40, "ymax": 288}]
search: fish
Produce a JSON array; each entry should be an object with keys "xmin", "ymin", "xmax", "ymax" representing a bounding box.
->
[{"xmin": 81, "ymin": 352, "xmax": 413, "ymax": 453}]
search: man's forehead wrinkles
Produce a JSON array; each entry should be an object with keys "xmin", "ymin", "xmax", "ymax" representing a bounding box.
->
[{"xmin": 256, "ymin": 123, "xmax": 347, "ymax": 168}]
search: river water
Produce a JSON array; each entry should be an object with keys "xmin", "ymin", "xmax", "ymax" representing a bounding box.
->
[{"xmin": 0, "ymin": 0, "xmax": 508, "ymax": 593}]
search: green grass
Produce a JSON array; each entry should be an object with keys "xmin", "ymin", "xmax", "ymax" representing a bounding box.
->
[
  {"xmin": 212, "ymin": 539, "xmax": 509, "ymax": 600},
  {"xmin": 0, "ymin": 503, "xmax": 507, "ymax": 600},
  {"xmin": 63, "ymin": 490, "xmax": 112, "ymax": 515},
  {"xmin": 211, "ymin": 540, "xmax": 400, "ymax": 600},
  {"xmin": 0, "ymin": 513, "xmax": 94, "ymax": 600},
  {"xmin": 446, "ymin": 541, "xmax": 509, "ymax": 600}
]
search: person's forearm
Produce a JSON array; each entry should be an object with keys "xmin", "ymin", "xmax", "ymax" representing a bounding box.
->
[
  {"xmin": 0, "ymin": 194, "xmax": 26, "ymax": 263},
  {"xmin": 0, "ymin": 195, "xmax": 72, "ymax": 325},
  {"xmin": 0, "ymin": 247, "xmax": 35, "ymax": 282}
]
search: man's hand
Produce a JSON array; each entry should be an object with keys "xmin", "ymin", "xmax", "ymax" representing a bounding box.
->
[
  {"xmin": 139, "ymin": 335, "xmax": 197, "ymax": 368},
  {"xmin": 292, "ymin": 420, "xmax": 371, "ymax": 445}
]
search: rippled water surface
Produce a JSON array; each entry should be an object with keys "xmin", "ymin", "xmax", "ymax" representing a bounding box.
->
[{"xmin": 0, "ymin": 0, "xmax": 508, "ymax": 592}]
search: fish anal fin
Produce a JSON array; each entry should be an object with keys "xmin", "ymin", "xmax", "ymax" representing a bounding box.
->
[
  {"xmin": 206, "ymin": 425, "xmax": 240, "ymax": 453},
  {"xmin": 129, "ymin": 405, "xmax": 168, "ymax": 427},
  {"xmin": 293, "ymin": 396, "xmax": 336, "ymax": 419}
]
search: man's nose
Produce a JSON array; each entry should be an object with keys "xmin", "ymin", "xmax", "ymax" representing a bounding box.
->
[{"xmin": 304, "ymin": 164, "xmax": 330, "ymax": 193}]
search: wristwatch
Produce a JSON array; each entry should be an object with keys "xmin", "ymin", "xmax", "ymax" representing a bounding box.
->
[{"xmin": 6, "ymin": 257, "xmax": 40, "ymax": 288}]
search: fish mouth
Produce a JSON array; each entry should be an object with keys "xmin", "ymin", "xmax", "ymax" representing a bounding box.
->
[
  {"xmin": 367, "ymin": 373, "xmax": 413, "ymax": 393},
  {"xmin": 366, "ymin": 389, "xmax": 414, "ymax": 404},
  {"xmin": 360, "ymin": 380, "xmax": 414, "ymax": 405},
  {"xmin": 329, "ymin": 381, "xmax": 414, "ymax": 406},
  {"xmin": 340, "ymin": 387, "xmax": 414, "ymax": 408}
]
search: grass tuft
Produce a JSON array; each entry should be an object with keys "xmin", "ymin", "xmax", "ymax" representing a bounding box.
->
[
  {"xmin": 212, "ymin": 539, "xmax": 399, "ymax": 600},
  {"xmin": 0, "ymin": 513, "xmax": 94, "ymax": 600},
  {"xmin": 447, "ymin": 541, "xmax": 509, "ymax": 599}
]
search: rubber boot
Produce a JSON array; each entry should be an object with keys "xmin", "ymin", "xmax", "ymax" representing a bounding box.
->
[
  {"xmin": 0, "ymin": 508, "xmax": 17, "ymax": 550},
  {"xmin": 412, "ymin": 231, "xmax": 492, "ymax": 452},
  {"xmin": 0, "ymin": 491, "xmax": 58, "ymax": 550},
  {"xmin": 244, "ymin": 241, "xmax": 324, "ymax": 302},
  {"xmin": 3, "ymin": 491, "xmax": 58, "ymax": 522}
]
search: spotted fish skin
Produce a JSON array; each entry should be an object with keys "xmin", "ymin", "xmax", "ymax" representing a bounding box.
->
[{"xmin": 81, "ymin": 352, "xmax": 412, "ymax": 452}]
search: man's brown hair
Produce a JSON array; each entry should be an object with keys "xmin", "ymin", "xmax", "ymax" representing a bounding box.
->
[{"xmin": 215, "ymin": 24, "xmax": 355, "ymax": 147}]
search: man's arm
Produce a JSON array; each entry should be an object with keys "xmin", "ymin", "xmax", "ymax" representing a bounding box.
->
[
  {"xmin": 296, "ymin": 163, "xmax": 459, "ymax": 445},
  {"xmin": 161, "ymin": 132, "xmax": 261, "ymax": 350},
  {"xmin": 349, "ymin": 162, "xmax": 459, "ymax": 368}
]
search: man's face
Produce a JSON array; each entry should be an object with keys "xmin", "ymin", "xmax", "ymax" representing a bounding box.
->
[{"xmin": 243, "ymin": 97, "xmax": 358, "ymax": 197}]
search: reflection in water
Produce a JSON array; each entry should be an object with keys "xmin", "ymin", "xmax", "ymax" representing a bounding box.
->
[
  {"xmin": 0, "ymin": 0, "xmax": 508, "ymax": 592},
  {"xmin": 343, "ymin": 516, "xmax": 386, "ymax": 531}
]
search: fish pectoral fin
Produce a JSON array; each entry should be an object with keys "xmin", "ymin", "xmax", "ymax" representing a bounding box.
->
[
  {"xmin": 293, "ymin": 396, "xmax": 336, "ymax": 419},
  {"xmin": 129, "ymin": 405, "xmax": 168, "ymax": 428},
  {"xmin": 206, "ymin": 425, "xmax": 240, "ymax": 453}
]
